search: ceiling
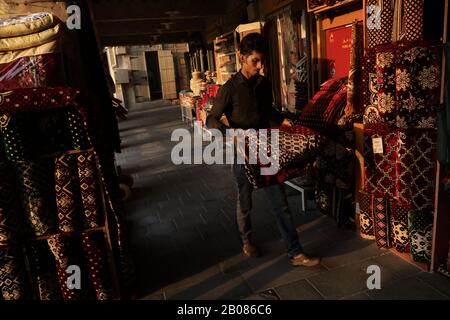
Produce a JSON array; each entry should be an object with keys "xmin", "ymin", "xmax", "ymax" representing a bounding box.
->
[{"xmin": 89, "ymin": 0, "xmax": 232, "ymax": 46}]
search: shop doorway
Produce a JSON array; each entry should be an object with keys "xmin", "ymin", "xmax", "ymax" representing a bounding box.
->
[
  {"xmin": 264, "ymin": 18, "xmax": 282, "ymax": 110},
  {"xmin": 145, "ymin": 51, "xmax": 163, "ymax": 100}
]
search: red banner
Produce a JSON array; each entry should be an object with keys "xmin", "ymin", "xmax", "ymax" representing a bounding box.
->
[{"xmin": 325, "ymin": 25, "xmax": 352, "ymax": 79}]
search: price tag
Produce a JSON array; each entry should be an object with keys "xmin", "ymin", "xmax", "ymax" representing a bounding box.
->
[{"xmin": 372, "ymin": 137, "xmax": 384, "ymax": 154}]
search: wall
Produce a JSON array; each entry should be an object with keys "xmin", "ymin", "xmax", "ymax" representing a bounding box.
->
[{"xmin": 106, "ymin": 44, "xmax": 189, "ymax": 109}]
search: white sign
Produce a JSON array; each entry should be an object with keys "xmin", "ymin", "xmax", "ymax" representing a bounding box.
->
[{"xmin": 372, "ymin": 137, "xmax": 384, "ymax": 154}]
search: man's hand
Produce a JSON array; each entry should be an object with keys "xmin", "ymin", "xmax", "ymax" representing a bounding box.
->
[{"xmin": 281, "ymin": 118, "xmax": 293, "ymax": 128}]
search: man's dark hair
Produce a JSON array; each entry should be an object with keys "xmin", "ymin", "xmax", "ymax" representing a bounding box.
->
[{"xmin": 239, "ymin": 33, "xmax": 268, "ymax": 56}]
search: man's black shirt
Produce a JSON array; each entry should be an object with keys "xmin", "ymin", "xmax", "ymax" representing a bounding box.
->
[{"xmin": 206, "ymin": 71, "xmax": 284, "ymax": 133}]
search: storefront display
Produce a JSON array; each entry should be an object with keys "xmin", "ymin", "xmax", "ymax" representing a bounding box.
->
[
  {"xmin": 0, "ymin": 10, "xmax": 132, "ymax": 300},
  {"xmin": 355, "ymin": 0, "xmax": 449, "ymax": 270}
]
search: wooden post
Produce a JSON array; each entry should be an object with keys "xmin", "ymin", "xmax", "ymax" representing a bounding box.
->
[
  {"xmin": 200, "ymin": 49, "xmax": 205, "ymax": 72},
  {"xmin": 431, "ymin": 0, "xmax": 449, "ymax": 273},
  {"xmin": 316, "ymin": 14, "xmax": 323, "ymax": 87}
]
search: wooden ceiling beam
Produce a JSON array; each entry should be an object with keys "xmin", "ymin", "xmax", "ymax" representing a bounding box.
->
[
  {"xmin": 96, "ymin": 18, "xmax": 205, "ymax": 36},
  {"xmin": 100, "ymin": 31, "xmax": 200, "ymax": 46},
  {"xmin": 90, "ymin": 0, "xmax": 226, "ymax": 21}
]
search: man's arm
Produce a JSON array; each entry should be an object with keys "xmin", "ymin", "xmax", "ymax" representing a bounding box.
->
[{"xmin": 206, "ymin": 84, "xmax": 231, "ymax": 134}]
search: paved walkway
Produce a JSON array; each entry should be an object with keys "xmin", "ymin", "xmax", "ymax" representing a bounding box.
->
[{"xmin": 116, "ymin": 101, "xmax": 450, "ymax": 300}]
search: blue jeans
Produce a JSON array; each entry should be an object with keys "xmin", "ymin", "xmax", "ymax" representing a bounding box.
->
[{"xmin": 232, "ymin": 164, "xmax": 303, "ymax": 258}]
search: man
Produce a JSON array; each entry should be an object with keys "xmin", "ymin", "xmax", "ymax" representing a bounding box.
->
[{"xmin": 206, "ymin": 33, "xmax": 320, "ymax": 267}]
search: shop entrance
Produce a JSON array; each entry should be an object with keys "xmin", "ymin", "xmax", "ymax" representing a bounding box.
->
[{"xmin": 145, "ymin": 51, "xmax": 163, "ymax": 100}]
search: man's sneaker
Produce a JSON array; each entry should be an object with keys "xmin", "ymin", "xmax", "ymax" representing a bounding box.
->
[
  {"xmin": 290, "ymin": 253, "xmax": 320, "ymax": 267},
  {"xmin": 242, "ymin": 241, "xmax": 261, "ymax": 257}
]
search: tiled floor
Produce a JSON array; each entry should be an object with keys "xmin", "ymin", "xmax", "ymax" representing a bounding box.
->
[{"xmin": 116, "ymin": 100, "xmax": 450, "ymax": 300}]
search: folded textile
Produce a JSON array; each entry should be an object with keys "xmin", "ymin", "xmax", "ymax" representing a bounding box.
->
[
  {"xmin": 0, "ymin": 112, "xmax": 31, "ymax": 161},
  {"xmin": 358, "ymin": 190, "xmax": 375, "ymax": 240},
  {"xmin": 0, "ymin": 107, "xmax": 89, "ymax": 160},
  {"xmin": 297, "ymin": 77, "xmax": 347, "ymax": 131},
  {"xmin": 0, "ymin": 40, "xmax": 60, "ymax": 64},
  {"xmin": 77, "ymin": 152, "xmax": 102, "ymax": 229},
  {"xmin": 15, "ymin": 159, "xmax": 57, "ymax": 237},
  {"xmin": 81, "ymin": 231, "xmax": 114, "ymax": 300},
  {"xmin": 242, "ymin": 125, "xmax": 327, "ymax": 188},
  {"xmin": 34, "ymin": 108, "xmax": 89, "ymax": 153},
  {"xmin": 0, "ymin": 87, "xmax": 81, "ymax": 114},
  {"xmin": 323, "ymin": 84, "xmax": 348, "ymax": 127},
  {"xmin": 0, "ymin": 24, "xmax": 61, "ymax": 52},
  {"xmin": 0, "ymin": 12, "xmax": 55, "ymax": 38},
  {"xmin": 402, "ymin": 0, "xmax": 424, "ymax": 41},
  {"xmin": 0, "ymin": 248, "xmax": 31, "ymax": 300},
  {"xmin": 390, "ymin": 201, "xmax": 410, "ymax": 253},
  {"xmin": 294, "ymin": 82, "xmax": 308, "ymax": 111},
  {"xmin": 373, "ymin": 195, "xmax": 391, "ymax": 249},
  {"xmin": 0, "ymin": 161, "xmax": 24, "ymax": 246},
  {"xmin": 363, "ymin": 125, "xmax": 399, "ymax": 198},
  {"xmin": 345, "ymin": 21, "xmax": 363, "ymax": 116},
  {"xmin": 0, "ymin": 52, "xmax": 66, "ymax": 91},
  {"xmin": 55, "ymin": 151, "xmax": 103, "ymax": 232},
  {"xmin": 375, "ymin": 46, "xmax": 397, "ymax": 126},
  {"xmin": 364, "ymin": 127, "xmax": 436, "ymax": 211},
  {"xmin": 47, "ymin": 233, "xmax": 91, "ymax": 300},
  {"xmin": 373, "ymin": 42, "xmax": 441, "ymax": 128},
  {"xmin": 396, "ymin": 129, "xmax": 436, "ymax": 211},
  {"xmin": 395, "ymin": 42, "xmax": 440, "ymax": 129},
  {"xmin": 361, "ymin": 49, "xmax": 381, "ymax": 125},
  {"xmin": 408, "ymin": 210, "xmax": 433, "ymax": 263},
  {"xmin": 55, "ymin": 154, "xmax": 84, "ymax": 233},
  {"xmin": 27, "ymin": 241, "xmax": 61, "ymax": 300}
]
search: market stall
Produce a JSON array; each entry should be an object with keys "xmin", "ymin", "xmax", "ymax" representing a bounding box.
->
[{"xmin": 0, "ymin": 2, "xmax": 134, "ymax": 300}]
